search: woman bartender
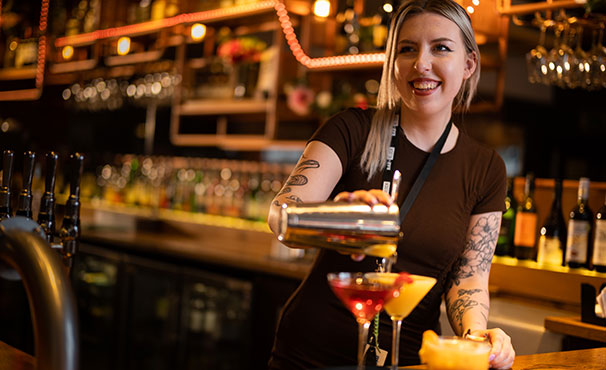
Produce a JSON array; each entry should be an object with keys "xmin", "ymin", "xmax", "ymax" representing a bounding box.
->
[{"xmin": 267, "ymin": 0, "xmax": 516, "ymax": 368}]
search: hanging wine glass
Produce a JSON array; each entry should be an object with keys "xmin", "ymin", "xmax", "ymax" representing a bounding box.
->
[
  {"xmin": 589, "ymin": 28, "xmax": 606, "ymax": 89},
  {"xmin": 545, "ymin": 24, "xmax": 564, "ymax": 86},
  {"xmin": 526, "ymin": 23, "xmax": 548, "ymax": 84}
]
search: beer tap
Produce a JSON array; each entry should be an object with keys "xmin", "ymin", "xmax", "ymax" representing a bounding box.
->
[
  {"xmin": 0, "ymin": 150, "xmax": 14, "ymax": 220},
  {"xmin": 58, "ymin": 153, "xmax": 84, "ymax": 270},
  {"xmin": 38, "ymin": 152, "xmax": 59, "ymax": 244},
  {"xmin": 16, "ymin": 151, "xmax": 36, "ymax": 219}
]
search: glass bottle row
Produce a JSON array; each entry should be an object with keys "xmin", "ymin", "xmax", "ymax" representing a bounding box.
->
[
  {"xmin": 93, "ymin": 154, "xmax": 293, "ymax": 222},
  {"xmin": 496, "ymin": 175, "xmax": 606, "ymax": 273}
]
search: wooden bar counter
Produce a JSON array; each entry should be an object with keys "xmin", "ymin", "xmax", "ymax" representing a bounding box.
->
[
  {"xmin": 399, "ymin": 347, "xmax": 606, "ymax": 369},
  {"xmin": 3, "ymin": 339, "xmax": 604, "ymax": 370}
]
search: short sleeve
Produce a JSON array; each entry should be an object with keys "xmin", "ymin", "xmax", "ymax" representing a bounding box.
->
[
  {"xmin": 307, "ymin": 108, "xmax": 373, "ymax": 175},
  {"xmin": 471, "ymin": 150, "xmax": 507, "ymax": 214}
]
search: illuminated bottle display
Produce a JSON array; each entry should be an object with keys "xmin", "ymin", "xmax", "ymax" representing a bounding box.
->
[
  {"xmin": 514, "ymin": 174, "xmax": 538, "ymax": 260},
  {"xmin": 591, "ymin": 194, "xmax": 606, "ymax": 273},
  {"xmin": 0, "ymin": 150, "xmax": 14, "ymax": 220},
  {"xmin": 496, "ymin": 177, "xmax": 516, "ymax": 257},
  {"xmin": 565, "ymin": 177, "xmax": 593, "ymax": 269},
  {"xmin": 537, "ymin": 179, "xmax": 567, "ymax": 266},
  {"xmin": 37, "ymin": 152, "xmax": 59, "ymax": 243},
  {"xmin": 15, "ymin": 151, "xmax": 36, "ymax": 219}
]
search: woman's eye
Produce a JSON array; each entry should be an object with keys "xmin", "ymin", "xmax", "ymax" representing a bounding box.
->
[
  {"xmin": 435, "ymin": 44, "xmax": 452, "ymax": 52},
  {"xmin": 398, "ymin": 46, "xmax": 415, "ymax": 53}
]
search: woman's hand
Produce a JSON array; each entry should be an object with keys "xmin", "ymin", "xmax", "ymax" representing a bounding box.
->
[
  {"xmin": 334, "ymin": 189, "xmax": 393, "ymax": 206},
  {"xmin": 468, "ymin": 328, "xmax": 515, "ymax": 369},
  {"xmin": 334, "ymin": 189, "xmax": 393, "ymax": 261}
]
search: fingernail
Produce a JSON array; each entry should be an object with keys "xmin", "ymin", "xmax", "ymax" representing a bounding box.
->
[{"xmin": 489, "ymin": 354, "xmax": 495, "ymax": 361}]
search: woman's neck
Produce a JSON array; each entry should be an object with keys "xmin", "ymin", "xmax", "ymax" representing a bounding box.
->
[{"xmin": 399, "ymin": 109, "xmax": 459, "ymax": 153}]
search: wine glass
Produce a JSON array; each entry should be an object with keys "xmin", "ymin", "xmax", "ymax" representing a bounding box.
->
[
  {"xmin": 365, "ymin": 272, "xmax": 437, "ymax": 370},
  {"xmin": 327, "ymin": 272, "xmax": 399, "ymax": 370}
]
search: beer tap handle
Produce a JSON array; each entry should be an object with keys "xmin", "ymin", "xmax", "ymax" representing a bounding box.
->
[
  {"xmin": 38, "ymin": 152, "xmax": 59, "ymax": 243},
  {"xmin": 0, "ymin": 150, "xmax": 14, "ymax": 219},
  {"xmin": 16, "ymin": 151, "xmax": 35, "ymax": 219},
  {"xmin": 60, "ymin": 153, "xmax": 84, "ymax": 271}
]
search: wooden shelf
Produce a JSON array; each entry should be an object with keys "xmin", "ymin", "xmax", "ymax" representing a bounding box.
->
[
  {"xmin": 490, "ymin": 256, "xmax": 606, "ymax": 307},
  {"xmin": 0, "ymin": 67, "xmax": 37, "ymax": 80},
  {"xmin": 498, "ymin": 0, "xmax": 585, "ymax": 16},
  {"xmin": 54, "ymin": 1, "xmax": 283, "ymax": 48},
  {"xmin": 178, "ymin": 98, "xmax": 270, "ymax": 116},
  {"xmin": 104, "ymin": 49, "xmax": 165, "ymax": 66},
  {"xmin": 48, "ymin": 59, "xmax": 98, "ymax": 74},
  {"xmin": 170, "ymin": 132, "xmax": 304, "ymax": 151},
  {"xmin": 545, "ymin": 316, "xmax": 606, "ymax": 342}
]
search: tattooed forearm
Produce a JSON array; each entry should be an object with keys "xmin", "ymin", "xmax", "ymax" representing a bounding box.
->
[
  {"xmin": 276, "ymin": 187, "xmax": 292, "ymax": 197},
  {"xmin": 447, "ymin": 213, "xmax": 500, "ymax": 289},
  {"xmin": 294, "ymin": 159, "xmax": 320, "ymax": 173},
  {"xmin": 285, "ymin": 195, "xmax": 303, "ymax": 203},
  {"xmin": 286, "ymin": 175, "xmax": 308, "ymax": 186},
  {"xmin": 446, "ymin": 289, "xmax": 489, "ymax": 333}
]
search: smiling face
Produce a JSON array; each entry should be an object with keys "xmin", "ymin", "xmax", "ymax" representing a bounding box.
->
[{"xmin": 394, "ymin": 12, "xmax": 477, "ymax": 119}]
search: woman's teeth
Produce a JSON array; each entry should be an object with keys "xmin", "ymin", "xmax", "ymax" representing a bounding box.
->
[{"xmin": 411, "ymin": 81, "xmax": 439, "ymax": 90}]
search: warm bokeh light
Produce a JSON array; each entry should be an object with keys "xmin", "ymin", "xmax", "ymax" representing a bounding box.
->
[
  {"xmin": 117, "ymin": 37, "xmax": 131, "ymax": 56},
  {"xmin": 313, "ymin": 0, "xmax": 331, "ymax": 17},
  {"xmin": 190, "ymin": 23, "xmax": 207, "ymax": 41},
  {"xmin": 466, "ymin": 6, "xmax": 475, "ymax": 13},
  {"xmin": 62, "ymin": 45, "xmax": 74, "ymax": 60},
  {"xmin": 383, "ymin": 3, "xmax": 393, "ymax": 13}
]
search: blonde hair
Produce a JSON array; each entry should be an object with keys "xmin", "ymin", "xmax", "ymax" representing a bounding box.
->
[{"xmin": 360, "ymin": 0, "xmax": 480, "ymax": 180}]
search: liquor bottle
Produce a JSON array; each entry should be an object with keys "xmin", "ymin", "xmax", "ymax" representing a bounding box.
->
[
  {"xmin": 513, "ymin": 174, "xmax": 538, "ymax": 260},
  {"xmin": 593, "ymin": 194, "xmax": 606, "ymax": 273},
  {"xmin": 59, "ymin": 153, "xmax": 84, "ymax": 269},
  {"xmin": 0, "ymin": 150, "xmax": 14, "ymax": 220},
  {"xmin": 537, "ymin": 179, "xmax": 567, "ymax": 266},
  {"xmin": 336, "ymin": 0, "xmax": 360, "ymax": 55},
  {"xmin": 565, "ymin": 177, "xmax": 593, "ymax": 269},
  {"xmin": 496, "ymin": 177, "xmax": 516, "ymax": 257},
  {"xmin": 372, "ymin": 1, "xmax": 392, "ymax": 50},
  {"xmin": 37, "ymin": 152, "xmax": 59, "ymax": 243},
  {"xmin": 15, "ymin": 151, "xmax": 36, "ymax": 219}
]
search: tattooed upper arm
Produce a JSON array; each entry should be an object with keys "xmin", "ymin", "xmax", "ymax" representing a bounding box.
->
[
  {"xmin": 446, "ymin": 212, "xmax": 501, "ymax": 290},
  {"xmin": 272, "ymin": 155, "xmax": 320, "ymax": 207}
]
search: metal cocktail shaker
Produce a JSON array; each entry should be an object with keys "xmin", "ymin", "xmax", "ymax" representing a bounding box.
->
[{"xmin": 277, "ymin": 201, "xmax": 402, "ymax": 258}]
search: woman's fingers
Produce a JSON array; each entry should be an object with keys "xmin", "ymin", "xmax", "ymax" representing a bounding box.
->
[
  {"xmin": 480, "ymin": 328, "xmax": 515, "ymax": 369},
  {"xmin": 334, "ymin": 189, "xmax": 393, "ymax": 205}
]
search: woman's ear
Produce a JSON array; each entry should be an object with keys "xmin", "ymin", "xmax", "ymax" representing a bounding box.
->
[{"xmin": 463, "ymin": 51, "xmax": 478, "ymax": 80}]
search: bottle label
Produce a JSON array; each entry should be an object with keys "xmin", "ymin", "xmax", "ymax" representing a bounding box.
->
[
  {"xmin": 566, "ymin": 220, "xmax": 590, "ymax": 263},
  {"xmin": 514, "ymin": 212, "xmax": 537, "ymax": 248},
  {"xmin": 593, "ymin": 220, "xmax": 606, "ymax": 266},
  {"xmin": 537, "ymin": 235, "xmax": 562, "ymax": 266}
]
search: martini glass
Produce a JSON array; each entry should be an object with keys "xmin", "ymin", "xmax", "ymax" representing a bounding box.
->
[
  {"xmin": 366, "ymin": 272, "xmax": 437, "ymax": 370},
  {"xmin": 327, "ymin": 272, "xmax": 398, "ymax": 370}
]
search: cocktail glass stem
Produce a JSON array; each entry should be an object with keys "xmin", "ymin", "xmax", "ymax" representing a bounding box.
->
[
  {"xmin": 391, "ymin": 319, "xmax": 403, "ymax": 370},
  {"xmin": 357, "ymin": 320, "xmax": 371, "ymax": 370}
]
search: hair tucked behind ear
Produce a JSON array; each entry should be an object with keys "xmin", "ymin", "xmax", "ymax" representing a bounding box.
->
[{"xmin": 360, "ymin": 0, "xmax": 480, "ymax": 180}]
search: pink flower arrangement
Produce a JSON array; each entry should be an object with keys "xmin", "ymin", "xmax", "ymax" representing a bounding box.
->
[
  {"xmin": 217, "ymin": 37, "xmax": 266, "ymax": 64},
  {"xmin": 287, "ymin": 85, "xmax": 315, "ymax": 116}
]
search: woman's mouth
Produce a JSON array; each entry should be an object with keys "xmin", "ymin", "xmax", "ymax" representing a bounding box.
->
[{"xmin": 409, "ymin": 79, "xmax": 441, "ymax": 95}]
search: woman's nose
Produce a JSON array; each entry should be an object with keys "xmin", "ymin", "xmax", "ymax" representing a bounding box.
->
[{"xmin": 414, "ymin": 52, "xmax": 431, "ymax": 73}]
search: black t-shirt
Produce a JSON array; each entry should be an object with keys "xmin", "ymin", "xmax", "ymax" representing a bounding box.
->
[{"xmin": 269, "ymin": 108, "xmax": 506, "ymax": 370}]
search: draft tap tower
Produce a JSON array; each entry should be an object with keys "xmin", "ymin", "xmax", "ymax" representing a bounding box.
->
[
  {"xmin": 0, "ymin": 150, "xmax": 14, "ymax": 220},
  {"xmin": 38, "ymin": 152, "xmax": 59, "ymax": 244},
  {"xmin": 59, "ymin": 153, "xmax": 84, "ymax": 271}
]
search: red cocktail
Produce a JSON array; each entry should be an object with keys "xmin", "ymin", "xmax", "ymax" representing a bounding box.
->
[{"xmin": 327, "ymin": 272, "xmax": 398, "ymax": 370}]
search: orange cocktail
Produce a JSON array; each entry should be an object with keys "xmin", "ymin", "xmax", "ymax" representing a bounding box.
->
[
  {"xmin": 419, "ymin": 331, "xmax": 491, "ymax": 370},
  {"xmin": 365, "ymin": 272, "xmax": 436, "ymax": 370}
]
